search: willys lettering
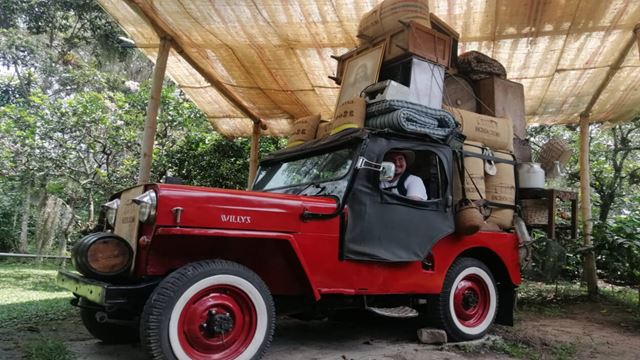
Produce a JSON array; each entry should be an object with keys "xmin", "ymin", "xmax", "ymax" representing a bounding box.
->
[{"xmin": 220, "ymin": 214, "xmax": 252, "ymax": 224}]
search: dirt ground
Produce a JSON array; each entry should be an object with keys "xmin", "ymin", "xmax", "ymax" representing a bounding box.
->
[{"xmin": 1, "ymin": 300, "xmax": 639, "ymax": 360}]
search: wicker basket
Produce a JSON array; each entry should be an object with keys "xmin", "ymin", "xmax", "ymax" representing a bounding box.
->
[
  {"xmin": 536, "ymin": 138, "xmax": 572, "ymax": 173},
  {"xmin": 521, "ymin": 199, "xmax": 548, "ymax": 225}
]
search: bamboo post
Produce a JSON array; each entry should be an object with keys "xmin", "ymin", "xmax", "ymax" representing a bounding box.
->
[
  {"xmin": 579, "ymin": 113, "xmax": 598, "ymax": 297},
  {"xmin": 635, "ymin": 24, "xmax": 640, "ymax": 57},
  {"xmin": 248, "ymin": 121, "xmax": 261, "ymax": 188},
  {"xmin": 138, "ymin": 37, "xmax": 171, "ymax": 184}
]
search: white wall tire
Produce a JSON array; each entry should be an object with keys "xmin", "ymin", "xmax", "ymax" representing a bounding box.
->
[
  {"xmin": 431, "ymin": 258, "xmax": 498, "ymax": 341},
  {"xmin": 141, "ymin": 260, "xmax": 275, "ymax": 360}
]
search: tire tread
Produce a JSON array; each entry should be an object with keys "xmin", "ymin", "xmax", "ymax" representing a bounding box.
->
[
  {"xmin": 429, "ymin": 257, "xmax": 497, "ymax": 342},
  {"xmin": 140, "ymin": 259, "xmax": 275, "ymax": 360}
]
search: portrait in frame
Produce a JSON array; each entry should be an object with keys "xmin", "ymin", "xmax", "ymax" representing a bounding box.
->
[{"xmin": 336, "ymin": 44, "xmax": 385, "ymax": 108}]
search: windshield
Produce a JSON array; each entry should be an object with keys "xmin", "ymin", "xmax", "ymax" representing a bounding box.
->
[{"xmin": 253, "ymin": 146, "xmax": 358, "ymax": 194}]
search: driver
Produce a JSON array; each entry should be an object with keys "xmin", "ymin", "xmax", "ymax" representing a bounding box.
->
[{"xmin": 380, "ymin": 150, "xmax": 428, "ymax": 201}]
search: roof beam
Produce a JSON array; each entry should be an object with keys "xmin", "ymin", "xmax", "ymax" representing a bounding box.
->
[
  {"xmin": 580, "ymin": 27, "xmax": 639, "ymax": 118},
  {"xmin": 126, "ymin": 0, "xmax": 266, "ymax": 128}
]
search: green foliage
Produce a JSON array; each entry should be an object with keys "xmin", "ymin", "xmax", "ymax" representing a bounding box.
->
[
  {"xmin": 23, "ymin": 339, "xmax": 75, "ymax": 360},
  {"xmin": 163, "ymin": 133, "xmax": 285, "ymax": 189},
  {"xmin": 527, "ymin": 120, "xmax": 640, "ymax": 287},
  {"xmin": 593, "ymin": 207, "xmax": 640, "ymax": 285},
  {"xmin": 0, "ymin": 262, "xmax": 75, "ymax": 328}
]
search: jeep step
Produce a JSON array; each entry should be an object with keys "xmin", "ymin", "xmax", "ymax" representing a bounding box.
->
[{"xmin": 366, "ymin": 305, "xmax": 419, "ymax": 318}]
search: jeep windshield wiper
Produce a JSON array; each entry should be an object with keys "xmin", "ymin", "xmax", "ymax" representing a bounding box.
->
[{"xmin": 297, "ymin": 182, "xmax": 326, "ymax": 196}]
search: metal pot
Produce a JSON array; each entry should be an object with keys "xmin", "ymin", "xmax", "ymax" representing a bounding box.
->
[{"xmin": 517, "ymin": 162, "xmax": 545, "ymax": 188}]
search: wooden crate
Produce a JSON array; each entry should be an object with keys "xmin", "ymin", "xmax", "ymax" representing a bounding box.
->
[
  {"xmin": 473, "ymin": 76, "xmax": 526, "ymax": 139},
  {"xmin": 430, "ymin": 13, "xmax": 459, "ymax": 70},
  {"xmin": 333, "ymin": 21, "xmax": 452, "ymax": 85},
  {"xmin": 384, "ymin": 21, "xmax": 451, "ymax": 66}
]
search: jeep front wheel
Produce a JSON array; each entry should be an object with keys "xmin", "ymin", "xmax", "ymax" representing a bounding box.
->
[
  {"xmin": 141, "ymin": 260, "xmax": 275, "ymax": 360},
  {"xmin": 430, "ymin": 257, "xmax": 497, "ymax": 341}
]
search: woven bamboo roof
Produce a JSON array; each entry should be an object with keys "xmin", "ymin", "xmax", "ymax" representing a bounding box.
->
[{"xmin": 99, "ymin": 0, "xmax": 640, "ymax": 137}]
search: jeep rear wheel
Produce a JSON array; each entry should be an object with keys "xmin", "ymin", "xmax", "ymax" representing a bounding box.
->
[
  {"xmin": 141, "ymin": 260, "xmax": 275, "ymax": 360},
  {"xmin": 431, "ymin": 257, "xmax": 497, "ymax": 341}
]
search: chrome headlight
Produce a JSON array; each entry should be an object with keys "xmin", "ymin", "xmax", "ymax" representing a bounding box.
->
[
  {"xmin": 72, "ymin": 232, "xmax": 133, "ymax": 279},
  {"xmin": 132, "ymin": 190, "xmax": 157, "ymax": 223},
  {"xmin": 102, "ymin": 199, "xmax": 120, "ymax": 226}
]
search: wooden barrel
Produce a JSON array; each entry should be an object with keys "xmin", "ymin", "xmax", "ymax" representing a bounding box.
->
[
  {"xmin": 443, "ymin": 75, "xmax": 477, "ymax": 112},
  {"xmin": 357, "ymin": 0, "xmax": 430, "ymax": 43}
]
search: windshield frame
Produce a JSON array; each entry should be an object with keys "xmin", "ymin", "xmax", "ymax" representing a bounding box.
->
[{"xmin": 252, "ymin": 142, "xmax": 363, "ymax": 193}]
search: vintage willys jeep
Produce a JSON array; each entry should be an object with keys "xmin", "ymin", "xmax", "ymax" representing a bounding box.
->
[{"xmin": 56, "ymin": 128, "xmax": 520, "ymax": 360}]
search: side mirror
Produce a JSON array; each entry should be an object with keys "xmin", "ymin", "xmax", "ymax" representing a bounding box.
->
[
  {"xmin": 355, "ymin": 157, "xmax": 396, "ymax": 181},
  {"xmin": 379, "ymin": 162, "xmax": 395, "ymax": 181}
]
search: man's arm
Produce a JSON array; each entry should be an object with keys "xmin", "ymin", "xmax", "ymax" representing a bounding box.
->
[{"xmin": 405, "ymin": 175, "xmax": 428, "ymax": 201}]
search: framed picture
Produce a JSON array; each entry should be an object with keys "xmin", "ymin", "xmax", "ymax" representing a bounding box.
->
[{"xmin": 336, "ymin": 44, "xmax": 385, "ymax": 108}]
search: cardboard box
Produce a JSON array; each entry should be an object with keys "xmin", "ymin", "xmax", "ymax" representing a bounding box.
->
[
  {"xmin": 332, "ymin": 97, "xmax": 366, "ymax": 134},
  {"xmin": 473, "ymin": 76, "xmax": 526, "ymax": 139}
]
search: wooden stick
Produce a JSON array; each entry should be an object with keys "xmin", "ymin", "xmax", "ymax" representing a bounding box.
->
[
  {"xmin": 248, "ymin": 121, "xmax": 261, "ymax": 189},
  {"xmin": 138, "ymin": 37, "xmax": 171, "ymax": 184},
  {"xmin": 635, "ymin": 24, "xmax": 640, "ymax": 60},
  {"xmin": 579, "ymin": 113, "xmax": 598, "ymax": 297}
]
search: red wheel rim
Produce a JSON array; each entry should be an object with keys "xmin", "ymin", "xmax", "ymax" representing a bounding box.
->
[
  {"xmin": 453, "ymin": 274, "xmax": 490, "ymax": 328},
  {"xmin": 177, "ymin": 284, "xmax": 257, "ymax": 360}
]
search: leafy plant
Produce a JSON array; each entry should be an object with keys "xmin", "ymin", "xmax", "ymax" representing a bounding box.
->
[{"xmin": 23, "ymin": 339, "xmax": 75, "ymax": 360}]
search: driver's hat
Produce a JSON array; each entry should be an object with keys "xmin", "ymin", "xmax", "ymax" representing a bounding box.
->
[{"xmin": 384, "ymin": 149, "xmax": 415, "ymax": 165}]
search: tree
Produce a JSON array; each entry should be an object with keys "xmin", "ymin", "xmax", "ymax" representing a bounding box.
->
[{"xmin": 590, "ymin": 118, "xmax": 640, "ymax": 223}]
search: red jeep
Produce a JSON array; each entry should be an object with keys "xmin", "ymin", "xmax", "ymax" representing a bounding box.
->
[{"xmin": 56, "ymin": 128, "xmax": 521, "ymax": 360}]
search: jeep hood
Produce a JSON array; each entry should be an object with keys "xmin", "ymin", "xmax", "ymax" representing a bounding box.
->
[{"xmin": 152, "ymin": 184, "xmax": 337, "ymax": 233}]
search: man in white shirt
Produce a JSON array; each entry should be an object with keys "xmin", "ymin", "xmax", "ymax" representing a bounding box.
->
[{"xmin": 379, "ymin": 150, "xmax": 428, "ymax": 201}]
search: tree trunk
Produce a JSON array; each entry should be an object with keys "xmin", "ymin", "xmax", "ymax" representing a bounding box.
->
[
  {"xmin": 18, "ymin": 186, "xmax": 32, "ymax": 253},
  {"xmin": 88, "ymin": 192, "xmax": 95, "ymax": 226},
  {"xmin": 42, "ymin": 198, "xmax": 63, "ymax": 255},
  {"xmin": 37, "ymin": 196, "xmax": 56, "ymax": 255},
  {"xmin": 34, "ymin": 187, "xmax": 49, "ymax": 254},
  {"xmin": 598, "ymin": 194, "xmax": 614, "ymax": 224},
  {"xmin": 59, "ymin": 204, "xmax": 74, "ymax": 257}
]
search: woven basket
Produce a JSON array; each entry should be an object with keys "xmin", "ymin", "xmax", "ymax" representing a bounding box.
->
[
  {"xmin": 536, "ymin": 138, "xmax": 572, "ymax": 173},
  {"xmin": 521, "ymin": 199, "xmax": 548, "ymax": 225}
]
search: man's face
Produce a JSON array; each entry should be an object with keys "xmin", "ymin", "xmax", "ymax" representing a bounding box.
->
[{"xmin": 384, "ymin": 152, "xmax": 407, "ymax": 177}]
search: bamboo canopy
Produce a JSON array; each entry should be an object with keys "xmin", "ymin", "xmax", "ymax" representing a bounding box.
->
[{"xmin": 99, "ymin": 0, "xmax": 640, "ymax": 138}]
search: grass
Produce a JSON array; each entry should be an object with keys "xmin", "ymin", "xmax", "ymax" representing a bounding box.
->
[
  {"xmin": 450, "ymin": 335, "xmax": 578, "ymax": 360},
  {"xmin": 23, "ymin": 339, "xmax": 76, "ymax": 360},
  {"xmin": 450, "ymin": 280, "xmax": 638, "ymax": 360},
  {"xmin": 0, "ymin": 260, "xmax": 76, "ymax": 329},
  {"xmin": 517, "ymin": 280, "xmax": 640, "ymax": 321},
  {"xmin": 488, "ymin": 338, "xmax": 577, "ymax": 360}
]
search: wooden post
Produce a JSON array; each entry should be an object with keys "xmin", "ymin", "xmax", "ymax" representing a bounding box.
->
[
  {"xmin": 138, "ymin": 37, "xmax": 171, "ymax": 184},
  {"xmin": 248, "ymin": 121, "xmax": 261, "ymax": 188},
  {"xmin": 635, "ymin": 24, "xmax": 640, "ymax": 58},
  {"xmin": 579, "ymin": 113, "xmax": 598, "ymax": 297}
]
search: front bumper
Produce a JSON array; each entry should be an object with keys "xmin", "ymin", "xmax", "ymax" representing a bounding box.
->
[{"xmin": 56, "ymin": 271, "xmax": 159, "ymax": 306}]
